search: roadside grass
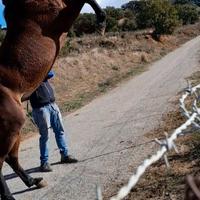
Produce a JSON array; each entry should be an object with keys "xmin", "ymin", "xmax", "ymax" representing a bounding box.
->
[
  {"xmin": 105, "ymin": 71, "xmax": 200, "ymax": 200},
  {"xmin": 59, "ymin": 64, "xmax": 148, "ymax": 113}
]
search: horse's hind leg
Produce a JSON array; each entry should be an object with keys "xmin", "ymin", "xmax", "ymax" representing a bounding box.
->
[
  {"xmin": 86, "ymin": 0, "xmax": 106, "ymax": 22},
  {"xmin": 0, "ymin": 129, "xmax": 19, "ymax": 200},
  {"xmin": 0, "ymin": 158, "xmax": 15, "ymax": 200},
  {"xmin": 5, "ymin": 135, "xmax": 47, "ymax": 189},
  {"xmin": 0, "ymin": 86, "xmax": 46, "ymax": 199}
]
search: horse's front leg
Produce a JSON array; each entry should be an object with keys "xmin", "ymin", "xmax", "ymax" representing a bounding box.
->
[
  {"xmin": 0, "ymin": 158, "xmax": 15, "ymax": 200},
  {"xmin": 86, "ymin": 0, "xmax": 106, "ymax": 23},
  {"xmin": 86, "ymin": 0, "xmax": 106, "ymax": 35},
  {"xmin": 55, "ymin": 0, "xmax": 106, "ymax": 36},
  {"xmin": 5, "ymin": 135, "xmax": 47, "ymax": 189}
]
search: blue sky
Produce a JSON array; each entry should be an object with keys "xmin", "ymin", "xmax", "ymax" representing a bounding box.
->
[
  {"xmin": 0, "ymin": 0, "xmax": 129, "ymax": 27},
  {"xmin": 0, "ymin": 1, "xmax": 5, "ymax": 28},
  {"xmin": 82, "ymin": 0, "xmax": 129, "ymax": 12}
]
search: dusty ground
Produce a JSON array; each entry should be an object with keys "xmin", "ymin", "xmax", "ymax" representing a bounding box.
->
[
  {"xmin": 22, "ymin": 22, "xmax": 200, "ymax": 135},
  {"xmin": 4, "ymin": 33, "xmax": 200, "ymax": 200}
]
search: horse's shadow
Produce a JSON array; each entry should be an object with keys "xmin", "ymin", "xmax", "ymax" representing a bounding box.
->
[
  {"xmin": 12, "ymin": 186, "xmax": 39, "ymax": 195},
  {"xmin": 4, "ymin": 167, "xmax": 41, "ymax": 181},
  {"xmin": 4, "ymin": 167, "xmax": 41, "ymax": 195}
]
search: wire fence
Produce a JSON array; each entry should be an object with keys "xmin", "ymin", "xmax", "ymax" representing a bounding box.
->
[{"xmin": 97, "ymin": 82, "xmax": 200, "ymax": 200}]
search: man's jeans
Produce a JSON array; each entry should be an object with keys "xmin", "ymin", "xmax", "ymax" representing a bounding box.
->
[{"xmin": 32, "ymin": 103, "xmax": 68, "ymax": 165}]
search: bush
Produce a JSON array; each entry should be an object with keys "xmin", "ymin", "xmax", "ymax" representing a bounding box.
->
[
  {"xmin": 119, "ymin": 10, "xmax": 137, "ymax": 31},
  {"xmin": 73, "ymin": 13, "xmax": 96, "ymax": 36},
  {"xmin": 105, "ymin": 7, "xmax": 137, "ymax": 32},
  {"xmin": 104, "ymin": 7, "xmax": 124, "ymax": 32},
  {"xmin": 136, "ymin": 0, "xmax": 179, "ymax": 35},
  {"xmin": 118, "ymin": 18, "xmax": 137, "ymax": 31},
  {"xmin": 174, "ymin": 0, "xmax": 200, "ymax": 6},
  {"xmin": 135, "ymin": 1, "xmax": 152, "ymax": 29},
  {"xmin": 175, "ymin": 4, "xmax": 199, "ymax": 25},
  {"xmin": 106, "ymin": 16, "xmax": 119, "ymax": 32},
  {"xmin": 104, "ymin": 7, "xmax": 124, "ymax": 20},
  {"xmin": 122, "ymin": 1, "xmax": 145, "ymax": 14}
]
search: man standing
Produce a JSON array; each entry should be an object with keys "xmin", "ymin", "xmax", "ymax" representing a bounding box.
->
[{"xmin": 30, "ymin": 71, "xmax": 78, "ymax": 172}]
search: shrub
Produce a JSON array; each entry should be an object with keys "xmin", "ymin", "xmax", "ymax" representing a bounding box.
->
[
  {"xmin": 106, "ymin": 16, "xmax": 119, "ymax": 32},
  {"xmin": 119, "ymin": 10, "xmax": 137, "ymax": 31},
  {"xmin": 118, "ymin": 18, "xmax": 137, "ymax": 31},
  {"xmin": 175, "ymin": 4, "xmax": 199, "ymax": 25},
  {"xmin": 104, "ymin": 7, "xmax": 124, "ymax": 32},
  {"xmin": 73, "ymin": 13, "xmax": 96, "ymax": 36},
  {"xmin": 174, "ymin": 0, "xmax": 200, "ymax": 6},
  {"xmin": 104, "ymin": 7, "xmax": 124, "ymax": 20},
  {"xmin": 136, "ymin": 0, "xmax": 179, "ymax": 35}
]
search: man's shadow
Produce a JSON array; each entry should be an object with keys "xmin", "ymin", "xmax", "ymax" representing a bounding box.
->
[{"xmin": 4, "ymin": 166, "xmax": 46, "ymax": 195}]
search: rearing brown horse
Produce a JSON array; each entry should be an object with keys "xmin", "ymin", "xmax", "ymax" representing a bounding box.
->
[{"xmin": 0, "ymin": 0, "xmax": 106, "ymax": 199}]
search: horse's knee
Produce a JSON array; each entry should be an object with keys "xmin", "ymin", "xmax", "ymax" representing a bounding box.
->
[{"xmin": 5, "ymin": 156, "xmax": 19, "ymax": 169}]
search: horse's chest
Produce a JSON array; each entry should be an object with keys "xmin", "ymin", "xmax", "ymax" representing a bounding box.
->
[{"xmin": 20, "ymin": 34, "xmax": 57, "ymax": 68}]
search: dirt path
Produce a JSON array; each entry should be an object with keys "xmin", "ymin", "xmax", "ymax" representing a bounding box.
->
[{"xmin": 3, "ymin": 36, "xmax": 200, "ymax": 200}]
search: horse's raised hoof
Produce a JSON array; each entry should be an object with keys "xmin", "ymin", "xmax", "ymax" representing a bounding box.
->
[{"xmin": 34, "ymin": 177, "xmax": 48, "ymax": 188}]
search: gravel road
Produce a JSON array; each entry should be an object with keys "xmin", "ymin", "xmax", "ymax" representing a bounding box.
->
[{"xmin": 3, "ymin": 36, "xmax": 200, "ymax": 200}]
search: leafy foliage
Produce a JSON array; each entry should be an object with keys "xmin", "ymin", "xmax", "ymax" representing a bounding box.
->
[
  {"xmin": 175, "ymin": 4, "xmax": 199, "ymax": 24},
  {"xmin": 72, "ymin": 13, "xmax": 96, "ymax": 36},
  {"xmin": 136, "ymin": 0, "xmax": 179, "ymax": 34},
  {"xmin": 68, "ymin": 0, "xmax": 200, "ymax": 36},
  {"xmin": 173, "ymin": 0, "xmax": 200, "ymax": 6}
]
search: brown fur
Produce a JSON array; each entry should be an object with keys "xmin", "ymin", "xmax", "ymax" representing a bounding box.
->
[{"xmin": 0, "ymin": 1, "xmax": 106, "ymax": 199}]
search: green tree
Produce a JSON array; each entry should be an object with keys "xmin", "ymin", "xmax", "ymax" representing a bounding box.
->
[
  {"xmin": 104, "ymin": 7, "xmax": 124, "ymax": 32},
  {"xmin": 175, "ymin": 4, "xmax": 199, "ymax": 24},
  {"xmin": 104, "ymin": 7, "xmax": 124, "ymax": 20},
  {"xmin": 136, "ymin": 0, "xmax": 179, "ymax": 35},
  {"xmin": 105, "ymin": 6, "xmax": 137, "ymax": 32},
  {"xmin": 73, "ymin": 13, "xmax": 96, "ymax": 36},
  {"xmin": 106, "ymin": 16, "xmax": 118, "ymax": 32},
  {"xmin": 118, "ymin": 10, "xmax": 137, "ymax": 31},
  {"xmin": 122, "ymin": 1, "xmax": 145, "ymax": 14},
  {"xmin": 174, "ymin": 0, "xmax": 200, "ymax": 5}
]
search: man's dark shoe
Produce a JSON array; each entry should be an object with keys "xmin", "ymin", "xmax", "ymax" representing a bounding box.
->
[
  {"xmin": 61, "ymin": 155, "xmax": 78, "ymax": 164},
  {"xmin": 40, "ymin": 163, "xmax": 53, "ymax": 172}
]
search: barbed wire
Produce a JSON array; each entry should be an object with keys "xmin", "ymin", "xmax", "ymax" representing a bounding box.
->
[
  {"xmin": 103, "ymin": 82, "xmax": 200, "ymax": 200},
  {"xmin": 179, "ymin": 81, "xmax": 200, "ymax": 129}
]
